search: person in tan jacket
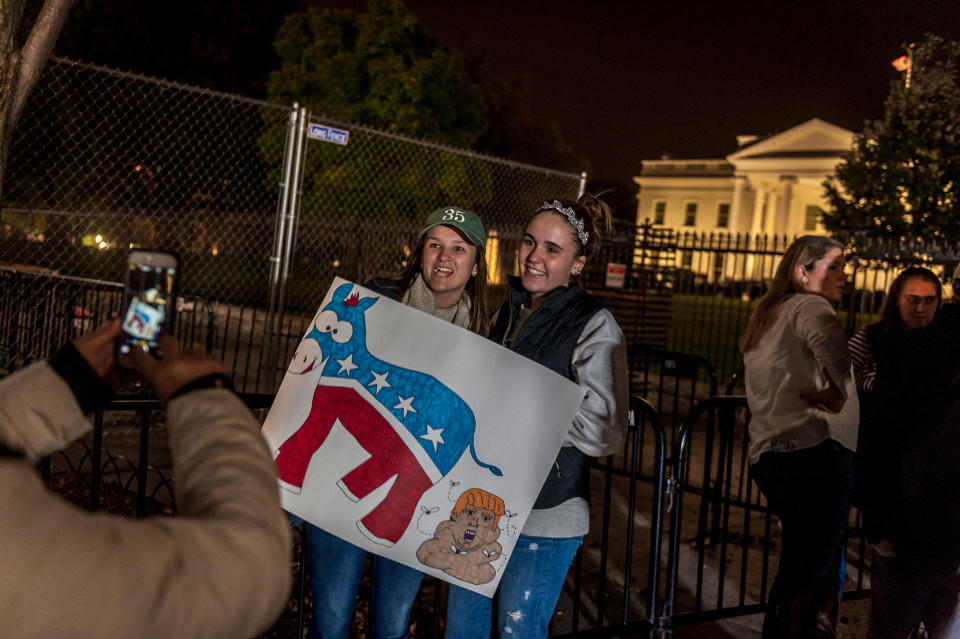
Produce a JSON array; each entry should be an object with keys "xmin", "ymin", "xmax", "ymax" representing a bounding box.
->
[{"xmin": 0, "ymin": 321, "xmax": 291, "ymax": 638}]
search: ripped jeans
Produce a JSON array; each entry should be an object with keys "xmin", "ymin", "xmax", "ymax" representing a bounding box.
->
[{"xmin": 445, "ymin": 534, "xmax": 582, "ymax": 639}]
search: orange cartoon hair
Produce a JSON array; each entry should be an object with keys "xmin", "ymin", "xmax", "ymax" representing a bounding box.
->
[{"xmin": 451, "ymin": 488, "xmax": 506, "ymax": 529}]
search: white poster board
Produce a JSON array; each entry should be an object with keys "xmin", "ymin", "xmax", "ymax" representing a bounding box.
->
[{"xmin": 261, "ymin": 278, "xmax": 585, "ymax": 597}]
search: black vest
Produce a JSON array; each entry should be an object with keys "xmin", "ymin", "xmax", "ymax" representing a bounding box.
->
[
  {"xmin": 362, "ymin": 278, "xmax": 402, "ymax": 301},
  {"xmin": 489, "ymin": 277, "xmax": 602, "ymax": 509}
]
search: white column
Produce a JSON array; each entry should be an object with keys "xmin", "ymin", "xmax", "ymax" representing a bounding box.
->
[
  {"xmin": 776, "ymin": 176, "xmax": 796, "ymax": 235},
  {"xmin": 729, "ymin": 175, "xmax": 747, "ymax": 233},
  {"xmin": 751, "ymin": 185, "xmax": 768, "ymax": 236}
]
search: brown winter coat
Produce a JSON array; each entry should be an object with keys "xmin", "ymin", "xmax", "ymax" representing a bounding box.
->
[{"xmin": 0, "ymin": 362, "xmax": 291, "ymax": 638}]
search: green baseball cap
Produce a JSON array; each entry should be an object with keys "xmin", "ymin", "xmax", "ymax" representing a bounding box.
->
[{"xmin": 420, "ymin": 206, "xmax": 485, "ymax": 248}]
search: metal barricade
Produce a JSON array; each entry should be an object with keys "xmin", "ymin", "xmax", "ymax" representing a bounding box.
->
[
  {"xmin": 660, "ymin": 396, "xmax": 868, "ymax": 635},
  {"xmin": 553, "ymin": 396, "xmax": 667, "ymax": 639}
]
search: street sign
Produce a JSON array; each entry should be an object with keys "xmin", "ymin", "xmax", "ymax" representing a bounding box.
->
[{"xmin": 307, "ymin": 124, "xmax": 350, "ymax": 146}]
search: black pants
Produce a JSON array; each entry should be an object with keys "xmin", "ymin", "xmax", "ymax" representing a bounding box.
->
[{"xmin": 752, "ymin": 440, "xmax": 854, "ymax": 602}]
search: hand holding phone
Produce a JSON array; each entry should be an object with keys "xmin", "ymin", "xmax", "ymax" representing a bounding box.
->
[
  {"xmin": 130, "ymin": 334, "xmax": 225, "ymax": 403},
  {"xmin": 73, "ymin": 319, "xmax": 122, "ymax": 378},
  {"xmin": 117, "ymin": 250, "xmax": 180, "ymax": 369}
]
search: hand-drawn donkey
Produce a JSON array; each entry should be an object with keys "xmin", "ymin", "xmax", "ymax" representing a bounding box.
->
[{"xmin": 274, "ymin": 283, "xmax": 502, "ymax": 546}]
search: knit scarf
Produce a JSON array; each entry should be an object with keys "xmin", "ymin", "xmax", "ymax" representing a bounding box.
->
[{"xmin": 402, "ymin": 274, "xmax": 472, "ymax": 330}]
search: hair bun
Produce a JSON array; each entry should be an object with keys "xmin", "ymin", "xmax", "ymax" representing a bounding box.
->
[{"xmin": 577, "ymin": 193, "xmax": 613, "ymax": 258}]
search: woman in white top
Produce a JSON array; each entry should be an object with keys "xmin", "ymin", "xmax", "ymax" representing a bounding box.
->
[{"xmin": 739, "ymin": 235, "xmax": 858, "ymax": 639}]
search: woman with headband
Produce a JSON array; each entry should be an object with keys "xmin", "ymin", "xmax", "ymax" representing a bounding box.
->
[{"xmin": 445, "ymin": 194, "xmax": 629, "ymax": 639}]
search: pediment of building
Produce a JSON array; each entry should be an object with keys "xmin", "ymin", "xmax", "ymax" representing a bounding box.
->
[{"xmin": 726, "ymin": 118, "xmax": 854, "ymax": 163}]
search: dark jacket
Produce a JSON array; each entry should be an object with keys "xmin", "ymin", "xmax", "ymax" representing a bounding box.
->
[
  {"xmin": 867, "ymin": 304, "xmax": 960, "ymax": 560},
  {"xmin": 489, "ymin": 276, "xmax": 603, "ymax": 509},
  {"xmin": 363, "ymin": 278, "xmax": 402, "ymax": 301}
]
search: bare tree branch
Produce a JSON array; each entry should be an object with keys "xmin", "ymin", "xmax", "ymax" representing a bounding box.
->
[{"xmin": 8, "ymin": 0, "xmax": 76, "ymax": 131}]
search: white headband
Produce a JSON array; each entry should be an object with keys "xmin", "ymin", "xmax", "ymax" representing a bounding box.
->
[{"xmin": 539, "ymin": 200, "xmax": 588, "ymax": 246}]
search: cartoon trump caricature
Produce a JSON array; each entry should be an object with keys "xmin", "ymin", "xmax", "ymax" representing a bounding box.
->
[{"xmin": 416, "ymin": 488, "xmax": 505, "ymax": 585}]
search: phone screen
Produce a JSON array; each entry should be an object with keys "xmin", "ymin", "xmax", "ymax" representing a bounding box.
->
[{"xmin": 119, "ymin": 255, "xmax": 178, "ymax": 359}]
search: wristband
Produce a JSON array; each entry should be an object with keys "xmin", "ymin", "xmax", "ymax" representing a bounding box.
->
[{"xmin": 168, "ymin": 373, "xmax": 235, "ymax": 402}]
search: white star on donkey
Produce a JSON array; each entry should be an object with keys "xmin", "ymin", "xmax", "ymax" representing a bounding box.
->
[
  {"xmin": 419, "ymin": 425, "xmax": 445, "ymax": 452},
  {"xmin": 336, "ymin": 354, "xmax": 358, "ymax": 376},
  {"xmin": 367, "ymin": 370, "xmax": 391, "ymax": 395},
  {"xmin": 394, "ymin": 395, "xmax": 417, "ymax": 418}
]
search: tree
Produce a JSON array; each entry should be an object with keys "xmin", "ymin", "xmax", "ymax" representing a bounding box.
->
[
  {"xmin": 0, "ymin": 0, "xmax": 75, "ymax": 202},
  {"xmin": 268, "ymin": 0, "xmax": 487, "ymax": 148},
  {"xmin": 262, "ymin": 0, "xmax": 500, "ymax": 222},
  {"xmin": 822, "ymin": 34, "xmax": 960, "ymax": 242},
  {"xmin": 469, "ymin": 68, "xmax": 586, "ymax": 174}
]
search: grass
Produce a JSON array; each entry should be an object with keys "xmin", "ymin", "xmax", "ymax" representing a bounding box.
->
[
  {"xmin": 662, "ymin": 294, "xmax": 882, "ymax": 384},
  {"xmin": 666, "ymin": 294, "xmax": 753, "ymax": 383}
]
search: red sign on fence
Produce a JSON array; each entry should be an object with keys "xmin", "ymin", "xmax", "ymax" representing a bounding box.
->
[{"xmin": 605, "ymin": 263, "xmax": 626, "ymax": 288}]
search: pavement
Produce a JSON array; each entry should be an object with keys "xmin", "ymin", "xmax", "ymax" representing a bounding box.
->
[{"xmin": 678, "ymin": 597, "xmax": 871, "ymax": 638}]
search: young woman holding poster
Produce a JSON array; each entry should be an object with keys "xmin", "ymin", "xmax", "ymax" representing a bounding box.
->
[
  {"xmin": 299, "ymin": 205, "xmax": 489, "ymax": 639},
  {"xmin": 738, "ymin": 235, "xmax": 858, "ymax": 638},
  {"xmin": 445, "ymin": 194, "xmax": 629, "ymax": 639}
]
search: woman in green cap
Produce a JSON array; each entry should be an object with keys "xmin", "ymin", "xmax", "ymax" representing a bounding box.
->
[{"xmin": 298, "ymin": 205, "xmax": 489, "ymax": 639}]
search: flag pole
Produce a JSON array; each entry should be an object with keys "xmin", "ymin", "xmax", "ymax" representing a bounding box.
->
[{"xmin": 905, "ymin": 43, "xmax": 915, "ymax": 90}]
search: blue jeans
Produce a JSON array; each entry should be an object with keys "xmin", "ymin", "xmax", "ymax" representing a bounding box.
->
[
  {"xmin": 445, "ymin": 534, "xmax": 582, "ymax": 639},
  {"xmin": 298, "ymin": 520, "xmax": 424, "ymax": 639}
]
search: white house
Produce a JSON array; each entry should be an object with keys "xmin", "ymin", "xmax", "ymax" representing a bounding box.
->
[{"xmin": 634, "ymin": 118, "xmax": 855, "ymax": 237}]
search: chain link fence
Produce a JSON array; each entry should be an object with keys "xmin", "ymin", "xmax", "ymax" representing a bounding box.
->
[
  {"xmin": 3, "ymin": 57, "xmax": 289, "ymax": 304},
  {"xmin": 1, "ymin": 57, "xmax": 584, "ymax": 388},
  {"xmin": 278, "ymin": 111, "xmax": 587, "ymax": 313}
]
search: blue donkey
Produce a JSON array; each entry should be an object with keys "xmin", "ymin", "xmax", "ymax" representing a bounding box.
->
[{"xmin": 274, "ymin": 283, "xmax": 502, "ymax": 546}]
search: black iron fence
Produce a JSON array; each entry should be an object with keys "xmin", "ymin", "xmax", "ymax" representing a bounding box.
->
[
  {"xmin": 13, "ymin": 228, "xmax": 957, "ymax": 394},
  {"xmin": 591, "ymin": 227, "xmax": 960, "ymax": 381}
]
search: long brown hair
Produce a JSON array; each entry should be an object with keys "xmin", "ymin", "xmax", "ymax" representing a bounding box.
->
[
  {"xmin": 739, "ymin": 235, "xmax": 845, "ymax": 353},
  {"xmin": 395, "ymin": 234, "xmax": 490, "ymax": 336}
]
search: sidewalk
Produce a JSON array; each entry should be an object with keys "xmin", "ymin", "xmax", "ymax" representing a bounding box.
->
[{"xmin": 678, "ymin": 597, "xmax": 870, "ymax": 637}]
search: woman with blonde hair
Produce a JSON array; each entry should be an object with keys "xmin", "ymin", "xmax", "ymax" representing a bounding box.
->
[{"xmin": 740, "ymin": 235, "xmax": 858, "ymax": 639}]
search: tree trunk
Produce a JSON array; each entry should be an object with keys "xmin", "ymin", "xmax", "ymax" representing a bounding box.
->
[
  {"xmin": 0, "ymin": 0, "xmax": 75, "ymax": 204},
  {"xmin": 0, "ymin": 0, "xmax": 27, "ymax": 204}
]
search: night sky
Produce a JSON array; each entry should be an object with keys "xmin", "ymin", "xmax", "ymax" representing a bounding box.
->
[{"xmin": 51, "ymin": 0, "xmax": 960, "ymax": 183}]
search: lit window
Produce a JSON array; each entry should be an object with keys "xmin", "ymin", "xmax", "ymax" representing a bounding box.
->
[
  {"xmin": 681, "ymin": 251, "xmax": 693, "ymax": 267},
  {"xmin": 684, "ymin": 203, "xmax": 697, "ymax": 226},
  {"xmin": 717, "ymin": 203, "xmax": 730, "ymax": 228},
  {"xmin": 654, "ymin": 201, "xmax": 666, "ymax": 225},
  {"xmin": 805, "ymin": 206, "xmax": 821, "ymax": 230},
  {"xmin": 713, "ymin": 254, "xmax": 724, "ymax": 279}
]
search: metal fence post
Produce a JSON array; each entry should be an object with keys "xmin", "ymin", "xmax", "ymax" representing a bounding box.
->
[
  {"xmin": 261, "ymin": 104, "xmax": 304, "ymax": 393},
  {"xmin": 274, "ymin": 106, "xmax": 309, "ymax": 336}
]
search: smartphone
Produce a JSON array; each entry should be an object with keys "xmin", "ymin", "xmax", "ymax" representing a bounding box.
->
[{"xmin": 117, "ymin": 250, "xmax": 180, "ymax": 369}]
